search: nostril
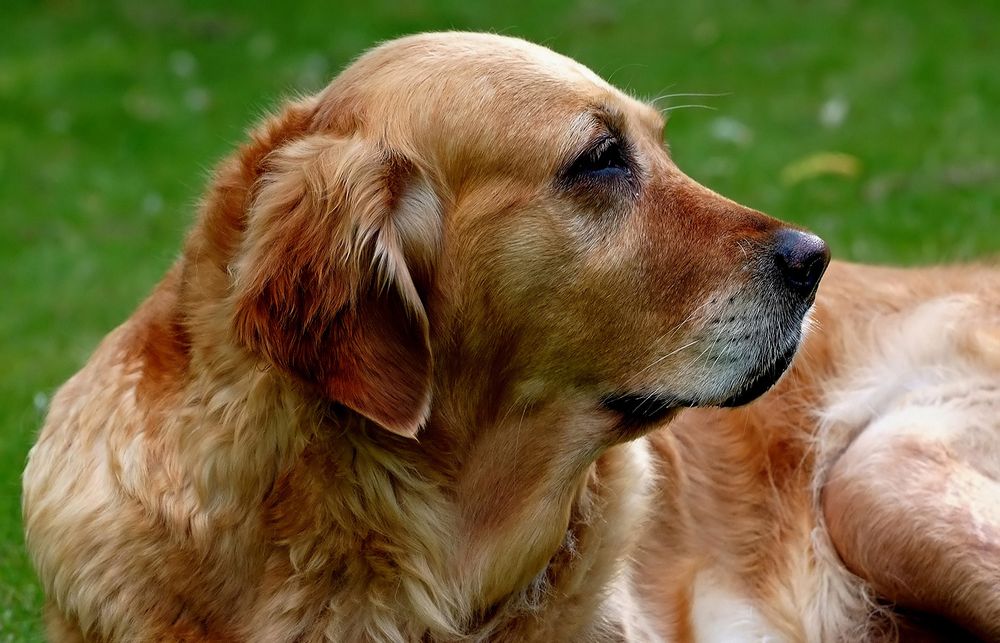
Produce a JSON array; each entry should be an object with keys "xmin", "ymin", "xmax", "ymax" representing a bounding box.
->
[{"xmin": 773, "ymin": 229, "xmax": 831, "ymax": 298}]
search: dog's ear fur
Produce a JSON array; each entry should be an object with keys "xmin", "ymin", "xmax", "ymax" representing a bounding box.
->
[{"xmin": 231, "ymin": 133, "xmax": 435, "ymax": 438}]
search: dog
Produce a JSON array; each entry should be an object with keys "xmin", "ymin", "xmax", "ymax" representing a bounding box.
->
[{"xmin": 22, "ymin": 32, "xmax": 997, "ymax": 641}]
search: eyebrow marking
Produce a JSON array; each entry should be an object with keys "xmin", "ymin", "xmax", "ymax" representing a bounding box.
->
[
  {"xmin": 591, "ymin": 104, "xmax": 629, "ymax": 132},
  {"xmin": 561, "ymin": 106, "xmax": 624, "ymax": 163},
  {"xmin": 557, "ymin": 106, "xmax": 641, "ymax": 198}
]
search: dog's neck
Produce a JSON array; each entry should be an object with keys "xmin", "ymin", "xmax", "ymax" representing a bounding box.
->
[
  {"xmin": 335, "ymin": 396, "xmax": 648, "ymax": 637},
  {"xmin": 350, "ymin": 402, "xmax": 656, "ymax": 639},
  {"xmin": 179, "ymin": 338, "xmax": 651, "ymax": 638}
]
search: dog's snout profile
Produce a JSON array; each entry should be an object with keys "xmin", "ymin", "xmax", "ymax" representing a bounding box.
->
[{"xmin": 772, "ymin": 228, "xmax": 830, "ymax": 299}]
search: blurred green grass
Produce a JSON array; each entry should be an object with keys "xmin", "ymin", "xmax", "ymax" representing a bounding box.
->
[{"xmin": 1, "ymin": 0, "xmax": 997, "ymax": 638}]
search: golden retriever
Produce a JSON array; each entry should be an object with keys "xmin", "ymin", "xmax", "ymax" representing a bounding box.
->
[{"xmin": 22, "ymin": 32, "xmax": 999, "ymax": 641}]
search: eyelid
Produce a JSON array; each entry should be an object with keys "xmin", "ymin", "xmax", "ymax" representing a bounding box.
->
[
  {"xmin": 557, "ymin": 116, "xmax": 638, "ymax": 189},
  {"xmin": 586, "ymin": 135, "xmax": 615, "ymax": 158},
  {"xmin": 570, "ymin": 135, "xmax": 623, "ymax": 175}
]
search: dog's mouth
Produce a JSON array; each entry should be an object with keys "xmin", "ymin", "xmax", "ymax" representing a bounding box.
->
[
  {"xmin": 717, "ymin": 341, "xmax": 799, "ymax": 408},
  {"xmin": 600, "ymin": 391, "xmax": 692, "ymax": 428},
  {"xmin": 602, "ymin": 338, "xmax": 801, "ymax": 427}
]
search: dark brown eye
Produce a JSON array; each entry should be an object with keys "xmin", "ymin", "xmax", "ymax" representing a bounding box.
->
[{"xmin": 568, "ymin": 136, "xmax": 630, "ymax": 180}]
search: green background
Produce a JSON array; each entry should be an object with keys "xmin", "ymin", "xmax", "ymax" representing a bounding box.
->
[{"xmin": 2, "ymin": 0, "xmax": 996, "ymax": 639}]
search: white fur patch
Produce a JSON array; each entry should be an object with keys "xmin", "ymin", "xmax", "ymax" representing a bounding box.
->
[{"xmin": 691, "ymin": 569, "xmax": 787, "ymax": 643}]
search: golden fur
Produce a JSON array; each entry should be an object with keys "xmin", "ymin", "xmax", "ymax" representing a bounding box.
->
[
  {"xmin": 638, "ymin": 262, "xmax": 1000, "ymax": 642},
  {"xmin": 23, "ymin": 32, "xmax": 1000, "ymax": 642}
]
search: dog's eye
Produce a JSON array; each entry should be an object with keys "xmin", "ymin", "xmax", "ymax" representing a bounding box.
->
[{"xmin": 568, "ymin": 137, "xmax": 630, "ymax": 180}]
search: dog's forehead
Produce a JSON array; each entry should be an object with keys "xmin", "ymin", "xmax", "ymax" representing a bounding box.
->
[
  {"xmin": 316, "ymin": 33, "xmax": 661, "ymax": 177},
  {"xmin": 371, "ymin": 32, "xmax": 609, "ymax": 90},
  {"xmin": 325, "ymin": 33, "xmax": 617, "ymax": 117}
]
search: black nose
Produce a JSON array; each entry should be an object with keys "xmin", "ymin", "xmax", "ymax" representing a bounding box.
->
[{"xmin": 773, "ymin": 229, "xmax": 830, "ymax": 299}]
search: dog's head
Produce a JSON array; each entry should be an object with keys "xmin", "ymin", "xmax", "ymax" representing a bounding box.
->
[{"xmin": 223, "ymin": 32, "xmax": 828, "ymax": 440}]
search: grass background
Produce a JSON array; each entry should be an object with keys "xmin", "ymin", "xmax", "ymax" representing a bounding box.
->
[{"xmin": 2, "ymin": 0, "xmax": 997, "ymax": 639}]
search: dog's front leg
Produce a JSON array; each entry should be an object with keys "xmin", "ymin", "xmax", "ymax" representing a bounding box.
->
[{"xmin": 823, "ymin": 410, "xmax": 1000, "ymax": 640}]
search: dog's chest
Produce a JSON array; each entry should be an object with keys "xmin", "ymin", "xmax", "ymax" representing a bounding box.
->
[{"xmin": 689, "ymin": 569, "xmax": 786, "ymax": 643}]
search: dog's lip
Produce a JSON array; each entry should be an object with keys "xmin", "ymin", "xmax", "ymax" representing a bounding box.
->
[
  {"xmin": 600, "ymin": 391, "xmax": 692, "ymax": 425},
  {"xmin": 601, "ymin": 341, "xmax": 799, "ymax": 421},
  {"xmin": 717, "ymin": 341, "xmax": 799, "ymax": 408}
]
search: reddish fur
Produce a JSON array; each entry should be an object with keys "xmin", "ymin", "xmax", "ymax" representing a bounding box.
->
[{"xmin": 230, "ymin": 135, "xmax": 431, "ymax": 436}]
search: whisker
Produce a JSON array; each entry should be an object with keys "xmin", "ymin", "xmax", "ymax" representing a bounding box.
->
[
  {"xmin": 736, "ymin": 239, "xmax": 750, "ymax": 260},
  {"xmin": 679, "ymin": 296, "xmax": 717, "ymax": 327},
  {"xmin": 634, "ymin": 338, "xmax": 701, "ymax": 378},
  {"xmin": 661, "ymin": 104, "xmax": 718, "ymax": 113},
  {"xmin": 693, "ymin": 330, "xmax": 722, "ymax": 366},
  {"xmin": 635, "ymin": 388, "xmax": 662, "ymax": 413},
  {"xmin": 650, "ymin": 91, "xmax": 732, "ymax": 105},
  {"xmin": 604, "ymin": 62, "xmax": 646, "ymax": 84},
  {"xmin": 626, "ymin": 297, "xmax": 719, "ymax": 383}
]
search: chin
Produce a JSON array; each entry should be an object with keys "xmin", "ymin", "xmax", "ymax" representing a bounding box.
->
[{"xmin": 717, "ymin": 340, "xmax": 800, "ymax": 407}]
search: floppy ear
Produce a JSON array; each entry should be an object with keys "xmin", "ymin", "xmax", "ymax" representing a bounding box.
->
[{"xmin": 231, "ymin": 133, "xmax": 435, "ymax": 438}]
